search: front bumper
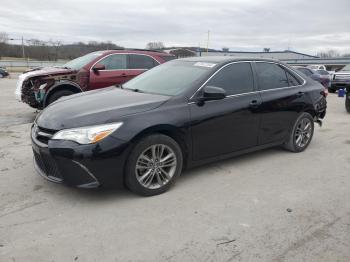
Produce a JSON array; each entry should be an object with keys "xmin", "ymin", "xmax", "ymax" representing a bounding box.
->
[{"xmin": 31, "ymin": 125, "xmax": 130, "ymax": 188}]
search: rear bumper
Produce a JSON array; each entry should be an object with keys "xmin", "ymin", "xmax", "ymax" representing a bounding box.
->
[
  {"xmin": 331, "ymin": 80, "xmax": 350, "ymax": 89},
  {"xmin": 31, "ymin": 125, "xmax": 131, "ymax": 188}
]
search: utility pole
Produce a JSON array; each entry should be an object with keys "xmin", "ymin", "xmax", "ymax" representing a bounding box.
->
[
  {"xmin": 206, "ymin": 30, "xmax": 210, "ymax": 54},
  {"xmin": 9, "ymin": 37, "xmax": 26, "ymax": 60},
  {"xmin": 21, "ymin": 36, "xmax": 25, "ymax": 59}
]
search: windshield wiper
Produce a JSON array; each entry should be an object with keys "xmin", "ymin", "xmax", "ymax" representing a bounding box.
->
[{"xmin": 123, "ymin": 87, "xmax": 144, "ymax": 93}]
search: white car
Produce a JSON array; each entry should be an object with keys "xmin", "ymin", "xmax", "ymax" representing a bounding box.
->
[{"xmin": 307, "ymin": 64, "xmax": 326, "ymax": 71}]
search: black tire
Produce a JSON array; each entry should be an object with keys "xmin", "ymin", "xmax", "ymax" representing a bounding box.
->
[
  {"xmin": 346, "ymin": 93, "xmax": 350, "ymax": 113},
  {"xmin": 283, "ymin": 112, "xmax": 314, "ymax": 153},
  {"xmin": 46, "ymin": 89, "xmax": 75, "ymax": 106},
  {"xmin": 328, "ymin": 87, "xmax": 336, "ymax": 93},
  {"xmin": 125, "ymin": 134, "xmax": 183, "ymax": 196}
]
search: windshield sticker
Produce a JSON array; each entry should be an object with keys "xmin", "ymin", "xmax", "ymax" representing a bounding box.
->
[{"xmin": 194, "ymin": 62, "xmax": 217, "ymax": 68}]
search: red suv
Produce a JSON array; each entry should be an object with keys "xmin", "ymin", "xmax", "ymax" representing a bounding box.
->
[{"xmin": 15, "ymin": 50, "xmax": 175, "ymax": 109}]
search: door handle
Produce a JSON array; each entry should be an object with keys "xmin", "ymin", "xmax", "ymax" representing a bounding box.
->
[
  {"xmin": 249, "ymin": 100, "xmax": 261, "ymax": 108},
  {"xmin": 121, "ymin": 73, "xmax": 127, "ymax": 77},
  {"xmin": 297, "ymin": 91, "xmax": 305, "ymax": 98}
]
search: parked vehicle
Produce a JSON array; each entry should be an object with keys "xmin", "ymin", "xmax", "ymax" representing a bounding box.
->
[
  {"xmin": 307, "ymin": 64, "xmax": 326, "ymax": 71},
  {"xmin": 331, "ymin": 64, "xmax": 350, "ymax": 93},
  {"xmin": 15, "ymin": 49, "xmax": 175, "ymax": 109},
  {"xmin": 346, "ymin": 89, "xmax": 350, "ymax": 113},
  {"xmin": 296, "ymin": 67, "xmax": 330, "ymax": 90},
  {"xmin": 32, "ymin": 57, "xmax": 327, "ymax": 196},
  {"xmin": 0, "ymin": 67, "xmax": 9, "ymax": 78}
]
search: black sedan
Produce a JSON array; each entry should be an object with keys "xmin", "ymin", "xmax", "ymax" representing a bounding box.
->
[{"xmin": 32, "ymin": 57, "xmax": 327, "ymax": 196}]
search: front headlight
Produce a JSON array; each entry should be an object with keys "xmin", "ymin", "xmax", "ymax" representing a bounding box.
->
[{"xmin": 52, "ymin": 122, "xmax": 123, "ymax": 144}]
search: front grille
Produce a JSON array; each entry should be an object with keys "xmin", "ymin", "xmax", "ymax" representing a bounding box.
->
[
  {"xmin": 33, "ymin": 150, "xmax": 62, "ymax": 180},
  {"xmin": 34, "ymin": 126, "xmax": 56, "ymax": 145}
]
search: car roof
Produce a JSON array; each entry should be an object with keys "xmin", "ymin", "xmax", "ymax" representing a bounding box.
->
[
  {"xmin": 99, "ymin": 49, "xmax": 174, "ymax": 57},
  {"xmin": 178, "ymin": 56, "xmax": 281, "ymax": 64}
]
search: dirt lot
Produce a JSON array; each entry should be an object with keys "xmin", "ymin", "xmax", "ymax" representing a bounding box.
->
[{"xmin": 1, "ymin": 76, "xmax": 350, "ymax": 262}]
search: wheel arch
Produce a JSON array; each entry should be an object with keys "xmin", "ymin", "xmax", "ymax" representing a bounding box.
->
[
  {"xmin": 129, "ymin": 124, "xmax": 189, "ymax": 169},
  {"xmin": 43, "ymin": 81, "xmax": 82, "ymax": 107}
]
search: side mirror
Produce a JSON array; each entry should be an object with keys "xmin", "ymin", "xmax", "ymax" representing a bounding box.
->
[
  {"xmin": 92, "ymin": 63, "xmax": 105, "ymax": 72},
  {"xmin": 199, "ymin": 86, "xmax": 226, "ymax": 103}
]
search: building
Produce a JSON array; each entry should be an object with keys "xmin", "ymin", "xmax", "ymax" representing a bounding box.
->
[{"xmin": 196, "ymin": 50, "xmax": 319, "ymax": 60}]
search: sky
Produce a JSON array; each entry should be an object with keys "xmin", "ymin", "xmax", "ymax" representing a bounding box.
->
[{"xmin": 1, "ymin": 0, "xmax": 350, "ymax": 55}]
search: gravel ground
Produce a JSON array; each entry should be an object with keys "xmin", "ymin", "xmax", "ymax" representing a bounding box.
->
[{"xmin": 0, "ymin": 76, "xmax": 350, "ymax": 262}]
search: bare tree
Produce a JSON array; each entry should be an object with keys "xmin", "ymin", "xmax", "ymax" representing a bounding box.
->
[
  {"xmin": 263, "ymin": 48, "xmax": 270, "ymax": 52},
  {"xmin": 317, "ymin": 49, "xmax": 340, "ymax": 58},
  {"xmin": 0, "ymin": 32, "xmax": 9, "ymax": 43},
  {"xmin": 146, "ymin": 42, "xmax": 165, "ymax": 50},
  {"xmin": 0, "ymin": 32, "xmax": 9, "ymax": 59}
]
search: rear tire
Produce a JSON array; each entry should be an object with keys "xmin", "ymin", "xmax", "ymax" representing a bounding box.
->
[
  {"xmin": 125, "ymin": 134, "xmax": 183, "ymax": 196},
  {"xmin": 46, "ymin": 89, "xmax": 75, "ymax": 106},
  {"xmin": 328, "ymin": 87, "xmax": 336, "ymax": 93},
  {"xmin": 283, "ymin": 112, "xmax": 314, "ymax": 153},
  {"xmin": 346, "ymin": 93, "xmax": 350, "ymax": 113}
]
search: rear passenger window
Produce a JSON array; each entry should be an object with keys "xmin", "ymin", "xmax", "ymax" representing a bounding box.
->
[
  {"xmin": 297, "ymin": 68, "xmax": 312, "ymax": 76},
  {"xmin": 206, "ymin": 62, "xmax": 254, "ymax": 95},
  {"xmin": 128, "ymin": 54, "xmax": 158, "ymax": 69},
  {"xmin": 256, "ymin": 62, "xmax": 289, "ymax": 90},
  {"xmin": 286, "ymin": 71, "xmax": 301, "ymax": 86}
]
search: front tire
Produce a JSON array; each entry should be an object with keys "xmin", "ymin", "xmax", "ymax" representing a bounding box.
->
[
  {"xmin": 46, "ymin": 89, "xmax": 75, "ymax": 106},
  {"xmin": 283, "ymin": 112, "xmax": 314, "ymax": 152},
  {"xmin": 125, "ymin": 134, "xmax": 183, "ymax": 196}
]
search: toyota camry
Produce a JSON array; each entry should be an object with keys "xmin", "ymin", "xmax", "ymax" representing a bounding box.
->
[{"xmin": 31, "ymin": 57, "xmax": 327, "ymax": 196}]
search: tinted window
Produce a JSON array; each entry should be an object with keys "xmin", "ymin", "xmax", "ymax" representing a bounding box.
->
[
  {"xmin": 99, "ymin": 54, "xmax": 127, "ymax": 70},
  {"xmin": 297, "ymin": 68, "xmax": 313, "ymax": 76},
  {"xmin": 128, "ymin": 54, "xmax": 158, "ymax": 69},
  {"xmin": 256, "ymin": 62, "xmax": 289, "ymax": 90},
  {"xmin": 286, "ymin": 71, "xmax": 301, "ymax": 86},
  {"xmin": 206, "ymin": 62, "xmax": 254, "ymax": 95}
]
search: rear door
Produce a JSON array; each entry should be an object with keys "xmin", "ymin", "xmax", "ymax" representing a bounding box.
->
[
  {"xmin": 254, "ymin": 62, "xmax": 307, "ymax": 145},
  {"xmin": 190, "ymin": 62, "xmax": 262, "ymax": 160},
  {"xmin": 89, "ymin": 54, "xmax": 128, "ymax": 89}
]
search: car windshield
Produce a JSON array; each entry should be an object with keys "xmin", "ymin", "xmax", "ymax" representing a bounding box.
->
[
  {"xmin": 63, "ymin": 52, "xmax": 103, "ymax": 70},
  {"xmin": 122, "ymin": 60, "xmax": 213, "ymax": 96},
  {"xmin": 317, "ymin": 70, "xmax": 329, "ymax": 75}
]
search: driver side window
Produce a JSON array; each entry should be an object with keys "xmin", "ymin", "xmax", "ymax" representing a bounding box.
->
[
  {"xmin": 99, "ymin": 54, "xmax": 127, "ymax": 70},
  {"xmin": 206, "ymin": 62, "xmax": 254, "ymax": 96}
]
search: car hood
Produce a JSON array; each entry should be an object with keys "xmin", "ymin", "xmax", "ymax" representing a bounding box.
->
[
  {"xmin": 36, "ymin": 87, "xmax": 169, "ymax": 130},
  {"xmin": 23, "ymin": 66, "xmax": 77, "ymax": 77}
]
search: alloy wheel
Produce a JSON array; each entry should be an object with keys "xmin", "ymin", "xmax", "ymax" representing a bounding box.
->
[
  {"xmin": 295, "ymin": 118, "xmax": 312, "ymax": 148},
  {"xmin": 135, "ymin": 144, "xmax": 177, "ymax": 189}
]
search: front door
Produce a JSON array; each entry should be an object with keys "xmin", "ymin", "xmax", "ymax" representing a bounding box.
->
[
  {"xmin": 89, "ymin": 54, "xmax": 128, "ymax": 89},
  {"xmin": 190, "ymin": 62, "xmax": 262, "ymax": 161}
]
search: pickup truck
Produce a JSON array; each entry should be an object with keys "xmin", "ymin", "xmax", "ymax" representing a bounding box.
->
[{"xmin": 330, "ymin": 64, "xmax": 350, "ymax": 93}]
